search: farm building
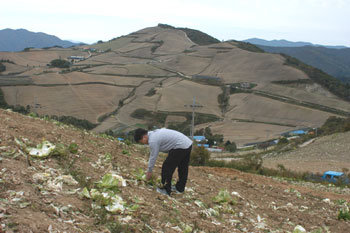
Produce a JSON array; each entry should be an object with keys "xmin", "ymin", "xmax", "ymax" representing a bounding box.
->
[
  {"xmin": 281, "ymin": 128, "xmax": 310, "ymax": 137},
  {"xmin": 193, "ymin": 136, "xmax": 206, "ymax": 142}
]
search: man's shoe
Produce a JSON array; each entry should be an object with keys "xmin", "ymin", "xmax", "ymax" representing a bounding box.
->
[
  {"xmin": 156, "ymin": 187, "xmax": 170, "ymax": 196},
  {"xmin": 171, "ymin": 185, "xmax": 183, "ymax": 194}
]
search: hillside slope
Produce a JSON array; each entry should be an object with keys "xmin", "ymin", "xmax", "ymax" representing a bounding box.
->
[
  {"xmin": 1, "ymin": 109, "xmax": 350, "ymax": 232},
  {"xmin": 263, "ymin": 131, "xmax": 350, "ymax": 173},
  {"xmin": 1, "ymin": 25, "xmax": 350, "ymax": 146}
]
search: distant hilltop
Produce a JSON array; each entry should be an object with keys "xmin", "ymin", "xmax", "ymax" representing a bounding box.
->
[
  {"xmin": 244, "ymin": 38, "xmax": 350, "ymax": 83},
  {"xmin": 244, "ymin": 38, "xmax": 348, "ymax": 49},
  {"xmin": 0, "ymin": 28, "xmax": 85, "ymax": 52}
]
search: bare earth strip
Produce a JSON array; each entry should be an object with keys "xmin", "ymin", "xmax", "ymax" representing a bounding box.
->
[
  {"xmin": 93, "ymin": 78, "xmax": 163, "ymax": 132},
  {"xmin": 201, "ymin": 48, "xmax": 308, "ymax": 84},
  {"xmin": 157, "ymin": 79, "xmax": 222, "ymax": 116},
  {"xmin": 122, "ymin": 46, "xmax": 154, "ymax": 58},
  {"xmin": 2, "ymin": 84, "xmax": 132, "ymax": 123},
  {"xmin": 82, "ymin": 65, "xmax": 129, "ymax": 75},
  {"xmin": 0, "ymin": 63, "xmax": 28, "ymax": 75},
  {"xmin": 79, "ymin": 52, "xmax": 152, "ymax": 65},
  {"xmin": 196, "ymin": 119, "xmax": 295, "ymax": 146},
  {"xmin": 155, "ymin": 54, "xmax": 212, "ymax": 76},
  {"xmin": 226, "ymin": 93, "xmax": 338, "ymax": 127},
  {"xmin": 31, "ymin": 72, "xmax": 149, "ymax": 86},
  {"xmin": 258, "ymin": 83, "xmax": 350, "ymax": 112}
]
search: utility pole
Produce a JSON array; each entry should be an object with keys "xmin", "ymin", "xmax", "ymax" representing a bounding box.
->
[{"xmin": 184, "ymin": 97, "xmax": 203, "ymax": 139}]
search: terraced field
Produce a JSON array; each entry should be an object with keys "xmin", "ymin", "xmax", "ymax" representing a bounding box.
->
[{"xmin": 1, "ymin": 25, "xmax": 349, "ymax": 145}]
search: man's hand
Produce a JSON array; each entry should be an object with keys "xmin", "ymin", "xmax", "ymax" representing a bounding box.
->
[{"xmin": 146, "ymin": 171, "xmax": 152, "ymax": 180}]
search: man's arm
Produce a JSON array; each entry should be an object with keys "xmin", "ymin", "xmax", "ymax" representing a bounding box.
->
[{"xmin": 147, "ymin": 141, "xmax": 160, "ymax": 173}]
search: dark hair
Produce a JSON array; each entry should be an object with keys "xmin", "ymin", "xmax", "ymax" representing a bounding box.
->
[{"xmin": 134, "ymin": 128, "xmax": 148, "ymax": 142}]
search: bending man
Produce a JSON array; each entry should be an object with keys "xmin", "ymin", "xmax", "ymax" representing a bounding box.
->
[{"xmin": 134, "ymin": 128, "xmax": 192, "ymax": 195}]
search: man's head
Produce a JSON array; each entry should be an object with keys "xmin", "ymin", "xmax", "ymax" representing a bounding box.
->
[{"xmin": 134, "ymin": 128, "xmax": 148, "ymax": 144}]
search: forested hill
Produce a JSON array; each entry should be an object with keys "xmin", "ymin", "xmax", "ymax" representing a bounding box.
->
[{"xmin": 256, "ymin": 45, "xmax": 350, "ymax": 84}]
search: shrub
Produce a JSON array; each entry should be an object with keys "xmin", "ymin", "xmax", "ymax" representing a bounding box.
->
[
  {"xmin": 145, "ymin": 88, "xmax": 156, "ymax": 96},
  {"xmin": 50, "ymin": 115, "xmax": 97, "ymax": 130},
  {"xmin": 23, "ymin": 47, "xmax": 33, "ymax": 52},
  {"xmin": 0, "ymin": 63, "xmax": 5, "ymax": 72},
  {"xmin": 338, "ymin": 208, "xmax": 350, "ymax": 221},
  {"xmin": 319, "ymin": 116, "xmax": 350, "ymax": 135},
  {"xmin": 218, "ymin": 86, "xmax": 230, "ymax": 113},
  {"xmin": 278, "ymin": 137, "xmax": 289, "ymax": 145},
  {"xmin": 158, "ymin": 23, "xmax": 175, "ymax": 29},
  {"xmin": 213, "ymin": 189, "xmax": 235, "ymax": 205},
  {"xmin": 190, "ymin": 146, "xmax": 210, "ymax": 166},
  {"xmin": 50, "ymin": 59, "xmax": 71, "ymax": 68},
  {"xmin": 68, "ymin": 143, "xmax": 79, "ymax": 154},
  {"xmin": 0, "ymin": 59, "xmax": 15, "ymax": 64},
  {"xmin": 0, "ymin": 88, "xmax": 9, "ymax": 108},
  {"xmin": 151, "ymin": 41, "xmax": 164, "ymax": 53},
  {"xmin": 195, "ymin": 127, "xmax": 223, "ymax": 146},
  {"xmin": 225, "ymin": 140, "xmax": 237, "ymax": 152}
]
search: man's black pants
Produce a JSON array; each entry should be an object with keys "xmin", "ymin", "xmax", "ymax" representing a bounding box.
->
[{"xmin": 161, "ymin": 145, "xmax": 192, "ymax": 195}]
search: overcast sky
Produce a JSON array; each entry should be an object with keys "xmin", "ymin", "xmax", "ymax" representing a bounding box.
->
[{"xmin": 1, "ymin": 0, "xmax": 349, "ymax": 46}]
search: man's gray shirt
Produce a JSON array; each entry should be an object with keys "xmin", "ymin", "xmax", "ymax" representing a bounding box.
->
[{"xmin": 147, "ymin": 128, "xmax": 192, "ymax": 172}]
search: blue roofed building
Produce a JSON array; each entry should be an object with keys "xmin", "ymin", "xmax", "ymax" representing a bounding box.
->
[
  {"xmin": 281, "ymin": 128, "xmax": 309, "ymax": 137},
  {"xmin": 193, "ymin": 136, "xmax": 206, "ymax": 142}
]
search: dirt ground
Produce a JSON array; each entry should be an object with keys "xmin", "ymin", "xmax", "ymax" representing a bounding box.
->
[
  {"xmin": 262, "ymin": 131, "xmax": 350, "ymax": 174},
  {"xmin": 1, "ymin": 109, "xmax": 350, "ymax": 232}
]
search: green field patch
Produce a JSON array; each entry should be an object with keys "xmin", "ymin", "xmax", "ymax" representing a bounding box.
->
[{"xmin": 130, "ymin": 108, "xmax": 220, "ymax": 131}]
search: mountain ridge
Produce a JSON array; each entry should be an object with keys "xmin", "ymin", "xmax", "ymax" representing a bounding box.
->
[
  {"xmin": 0, "ymin": 28, "xmax": 82, "ymax": 52},
  {"xmin": 244, "ymin": 38, "xmax": 348, "ymax": 49}
]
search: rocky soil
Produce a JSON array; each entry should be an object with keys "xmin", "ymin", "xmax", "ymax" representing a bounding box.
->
[{"xmin": 1, "ymin": 109, "xmax": 350, "ymax": 232}]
